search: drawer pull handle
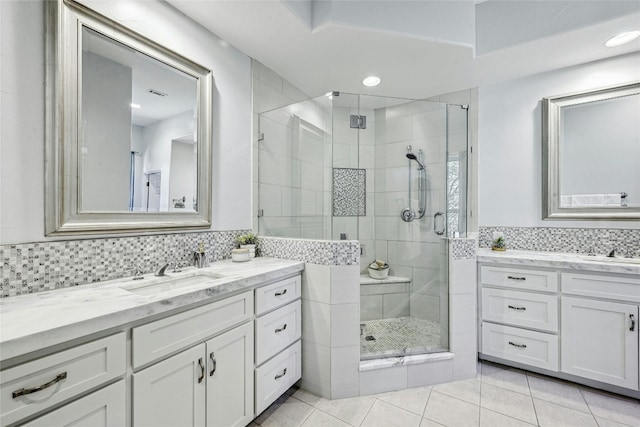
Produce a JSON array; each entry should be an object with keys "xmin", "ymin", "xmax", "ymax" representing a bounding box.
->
[
  {"xmin": 210, "ymin": 352, "xmax": 217, "ymax": 376},
  {"xmin": 508, "ymin": 305, "xmax": 526, "ymax": 311},
  {"xmin": 507, "ymin": 276, "xmax": 526, "ymax": 281},
  {"xmin": 198, "ymin": 358, "xmax": 205, "ymax": 383},
  {"xmin": 12, "ymin": 372, "xmax": 67, "ymax": 398},
  {"xmin": 631, "ymin": 314, "xmax": 636, "ymax": 332},
  {"xmin": 275, "ymin": 324, "xmax": 288, "ymax": 333},
  {"xmin": 508, "ymin": 341, "xmax": 527, "ymax": 349},
  {"xmin": 275, "ymin": 289, "xmax": 288, "ymax": 297},
  {"xmin": 274, "ymin": 368, "xmax": 287, "ymax": 380}
]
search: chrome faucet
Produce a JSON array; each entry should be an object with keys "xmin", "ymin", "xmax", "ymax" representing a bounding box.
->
[
  {"xmin": 155, "ymin": 263, "xmax": 170, "ymax": 277},
  {"xmin": 607, "ymin": 248, "xmax": 617, "ymax": 258}
]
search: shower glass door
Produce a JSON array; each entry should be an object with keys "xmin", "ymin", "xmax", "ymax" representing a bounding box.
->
[{"xmin": 343, "ymin": 94, "xmax": 454, "ymax": 360}]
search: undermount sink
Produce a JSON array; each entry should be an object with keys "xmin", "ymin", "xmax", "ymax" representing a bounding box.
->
[
  {"xmin": 121, "ymin": 273, "xmax": 226, "ymax": 296},
  {"xmin": 581, "ymin": 256, "xmax": 640, "ymax": 265}
]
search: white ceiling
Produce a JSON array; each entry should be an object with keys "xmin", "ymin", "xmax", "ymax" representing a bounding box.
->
[{"xmin": 165, "ymin": 0, "xmax": 640, "ymax": 100}]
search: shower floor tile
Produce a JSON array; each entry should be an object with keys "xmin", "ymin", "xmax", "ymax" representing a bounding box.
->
[{"xmin": 360, "ymin": 316, "xmax": 446, "ymax": 359}]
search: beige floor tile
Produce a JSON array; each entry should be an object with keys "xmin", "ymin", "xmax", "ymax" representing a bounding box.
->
[
  {"xmin": 480, "ymin": 408, "xmax": 537, "ymax": 427},
  {"xmin": 301, "ymin": 409, "xmax": 350, "ymax": 427},
  {"xmin": 317, "ymin": 395, "xmax": 376, "ymax": 426},
  {"xmin": 581, "ymin": 388, "xmax": 640, "ymax": 426},
  {"xmin": 420, "ymin": 418, "xmax": 446, "ymax": 427},
  {"xmin": 292, "ymin": 388, "xmax": 327, "ymax": 408},
  {"xmin": 432, "ymin": 378, "xmax": 481, "ymax": 406},
  {"xmin": 361, "ymin": 400, "xmax": 422, "ymax": 427},
  {"xmin": 533, "ymin": 398, "xmax": 598, "ymax": 427},
  {"xmin": 526, "ymin": 373, "xmax": 590, "ymax": 413},
  {"xmin": 594, "ymin": 415, "xmax": 637, "ymax": 427},
  {"xmin": 481, "ymin": 362, "xmax": 531, "ymax": 396},
  {"xmin": 376, "ymin": 386, "xmax": 432, "ymax": 416},
  {"xmin": 423, "ymin": 390, "xmax": 480, "ymax": 427},
  {"xmin": 480, "ymin": 383, "xmax": 537, "ymax": 425},
  {"xmin": 259, "ymin": 395, "xmax": 315, "ymax": 427}
]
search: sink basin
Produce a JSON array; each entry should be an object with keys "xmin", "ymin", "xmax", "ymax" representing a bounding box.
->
[
  {"xmin": 581, "ymin": 256, "xmax": 640, "ymax": 265},
  {"xmin": 121, "ymin": 273, "xmax": 226, "ymax": 296}
]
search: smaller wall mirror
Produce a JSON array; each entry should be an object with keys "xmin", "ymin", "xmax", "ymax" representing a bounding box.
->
[
  {"xmin": 543, "ymin": 82, "xmax": 640, "ymax": 220},
  {"xmin": 46, "ymin": 0, "xmax": 212, "ymax": 235}
]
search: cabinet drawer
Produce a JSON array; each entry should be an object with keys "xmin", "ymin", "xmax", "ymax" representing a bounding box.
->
[
  {"xmin": 562, "ymin": 273, "xmax": 640, "ymax": 303},
  {"xmin": 256, "ymin": 300, "xmax": 301, "ymax": 365},
  {"xmin": 0, "ymin": 333, "xmax": 126, "ymax": 426},
  {"xmin": 481, "ymin": 266, "xmax": 557, "ymax": 292},
  {"xmin": 133, "ymin": 291, "xmax": 253, "ymax": 368},
  {"xmin": 255, "ymin": 275, "xmax": 301, "ymax": 315},
  {"xmin": 481, "ymin": 288, "xmax": 558, "ymax": 332},
  {"xmin": 21, "ymin": 380, "xmax": 126, "ymax": 427},
  {"xmin": 255, "ymin": 341, "xmax": 301, "ymax": 415},
  {"xmin": 482, "ymin": 322, "xmax": 558, "ymax": 371}
]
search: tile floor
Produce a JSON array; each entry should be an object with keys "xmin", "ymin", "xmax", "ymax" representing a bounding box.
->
[{"xmin": 251, "ymin": 361, "xmax": 640, "ymax": 427}]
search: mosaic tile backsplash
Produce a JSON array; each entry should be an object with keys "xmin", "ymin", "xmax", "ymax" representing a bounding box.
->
[
  {"xmin": 450, "ymin": 238, "xmax": 477, "ymax": 261},
  {"xmin": 479, "ymin": 226, "xmax": 640, "ymax": 255},
  {"xmin": 259, "ymin": 236, "xmax": 360, "ymax": 266},
  {"xmin": 1, "ymin": 231, "xmax": 249, "ymax": 298}
]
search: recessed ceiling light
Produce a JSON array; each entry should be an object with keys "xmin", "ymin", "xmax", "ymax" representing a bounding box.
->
[
  {"xmin": 131, "ymin": 103, "xmax": 141, "ymax": 109},
  {"xmin": 605, "ymin": 30, "xmax": 640, "ymax": 47},
  {"xmin": 362, "ymin": 76, "xmax": 381, "ymax": 87}
]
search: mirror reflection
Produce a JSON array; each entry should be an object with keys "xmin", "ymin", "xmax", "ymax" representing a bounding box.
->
[
  {"xmin": 559, "ymin": 93, "xmax": 639, "ymax": 209},
  {"xmin": 81, "ymin": 27, "xmax": 198, "ymax": 213}
]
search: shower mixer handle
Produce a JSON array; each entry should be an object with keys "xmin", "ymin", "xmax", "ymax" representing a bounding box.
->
[{"xmin": 401, "ymin": 207, "xmax": 415, "ymax": 222}]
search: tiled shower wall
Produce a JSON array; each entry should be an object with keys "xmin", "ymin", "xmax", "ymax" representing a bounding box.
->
[
  {"xmin": 0, "ymin": 230, "xmax": 248, "ymax": 298},
  {"xmin": 479, "ymin": 226, "xmax": 640, "ymax": 255}
]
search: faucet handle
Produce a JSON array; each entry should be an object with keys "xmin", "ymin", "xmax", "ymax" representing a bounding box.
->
[
  {"xmin": 128, "ymin": 263, "xmax": 144, "ymax": 280},
  {"xmin": 587, "ymin": 247, "xmax": 596, "ymax": 256}
]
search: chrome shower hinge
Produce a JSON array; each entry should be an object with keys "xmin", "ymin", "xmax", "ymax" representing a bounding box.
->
[{"xmin": 350, "ymin": 115, "xmax": 366, "ymax": 129}]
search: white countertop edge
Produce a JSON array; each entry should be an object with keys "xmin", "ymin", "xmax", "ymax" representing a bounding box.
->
[
  {"xmin": 477, "ymin": 248, "xmax": 640, "ymax": 275},
  {"xmin": 0, "ymin": 257, "xmax": 304, "ymax": 363}
]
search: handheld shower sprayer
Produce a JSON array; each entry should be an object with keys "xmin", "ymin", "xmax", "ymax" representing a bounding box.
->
[{"xmin": 401, "ymin": 146, "xmax": 427, "ymax": 222}]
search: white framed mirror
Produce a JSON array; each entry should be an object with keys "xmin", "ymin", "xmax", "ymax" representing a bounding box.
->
[
  {"xmin": 45, "ymin": 0, "xmax": 212, "ymax": 235},
  {"xmin": 542, "ymin": 82, "xmax": 640, "ymax": 220}
]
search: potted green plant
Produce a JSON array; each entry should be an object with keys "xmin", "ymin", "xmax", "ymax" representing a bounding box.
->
[
  {"xmin": 491, "ymin": 236, "xmax": 506, "ymax": 252},
  {"xmin": 236, "ymin": 232, "xmax": 258, "ymax": 258}
]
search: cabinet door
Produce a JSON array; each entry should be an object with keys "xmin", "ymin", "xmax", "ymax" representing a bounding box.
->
[
  {"xmin": 561, "ymin": 297, "xmax": 638, "ymax": 390},
  {"xmin": 206, "ymin": 322, "xmax": 254, "ymax": 427},
  {"xmin": 133, "ymin": 344, "xmax": 206, "ymax": 427},
  {"xmin": 21, "ymin": 381, "xmax": 125, "ymax": 427}
]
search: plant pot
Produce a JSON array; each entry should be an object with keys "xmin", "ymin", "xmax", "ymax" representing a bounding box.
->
[
  {"xmin": 491, "ymin": 246, "xmax": 506, "ymax": 252},
  {"xmin": 240, "ymin": 244, "xmax": 256, "ymax": 258},
  {"xmin": 368, "ymin": 267, "xmax": 389, "ymax": 280}
]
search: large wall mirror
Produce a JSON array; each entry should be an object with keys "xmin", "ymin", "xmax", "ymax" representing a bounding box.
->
[
  {"xmin": 46, "ymin": 0, "xmax": 212, "ymax": 235},
  {"xmin": 543, "ymin": 82, "xmax": 640, "ymax": 220}
]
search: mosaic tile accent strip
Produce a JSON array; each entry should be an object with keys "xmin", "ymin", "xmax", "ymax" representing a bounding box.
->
[
  {"xmin": 258, "ymin": 236, "xmax": 360, "ymax": 266},
  {"xmin": 450, "ymin": 238, "xmax": 477, "ymax": 261},
  {"xmin": 479, "ymin": 226, "xmax": 640, "ymax": 255},
  {"xmin": 333, "ymin": 168, "xmax": 366, "ymax": 216},
  {"xmin": 0, "ymin": 230, "xmax": 249, "ymax": 298}
]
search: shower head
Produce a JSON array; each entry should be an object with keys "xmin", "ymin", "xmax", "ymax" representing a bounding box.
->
[{"xmin": 406, "ymin": 152, "xmax": 426, "ymax": 170}]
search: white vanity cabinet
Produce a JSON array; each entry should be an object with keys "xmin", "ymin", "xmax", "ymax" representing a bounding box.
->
[
  {"xmin": 479, "ymin": 255, "xmax": 640, "ymax": 398},
  {"xmin": 0, "ymin": 333, "xmax": 126, "ymax": 427},
  {"xmin": 254, "ymin": 275, "xmax": 302, "ymax": 415},
  {"xmin": 561, "ymin": 273, "xmax": 640, "ymax": 390},
  {"xmin": 133, "ymin": 291, "xmax": 255, "ymax": 427},
  {"xmin": 479, "ymin": 265, "xmax": 560, "ymax": 371}
]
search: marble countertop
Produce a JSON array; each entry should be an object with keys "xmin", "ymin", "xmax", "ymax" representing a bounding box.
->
[
  {"xmin": 477, "ymin": 248, "xmax": 640, "ymax": 275},
  {"xmin": 0, "ymin": 257, "xmax": 304, "ymax": 363}
]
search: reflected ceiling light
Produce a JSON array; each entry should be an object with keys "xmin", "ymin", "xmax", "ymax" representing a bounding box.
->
[
  {"xmin": 325, "ymin": 91, "xmax": 333, "ymax": 100},
  {"xmin": 362, "ymin": 76, "xmax": 381, "ymax": 87},
  {"xmin": 130, "ymin": 103, "xmax": 141, "ymax": 109},
  {"xmin": 605, "ymin": 30, "xmax": 640, "ymax": 47}
]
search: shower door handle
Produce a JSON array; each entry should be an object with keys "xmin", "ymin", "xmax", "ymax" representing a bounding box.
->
[{"xmin": 434, "ymin": 212, "xmax": 445, "ymax": 236}]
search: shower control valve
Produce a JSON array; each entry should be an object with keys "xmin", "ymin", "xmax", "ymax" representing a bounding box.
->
[{"xmin": 401, "ymin": 207, "xmax": 415, "ymax": 222}]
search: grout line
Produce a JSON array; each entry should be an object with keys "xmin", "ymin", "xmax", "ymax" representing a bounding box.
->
[
  {"xmin": 358, "ymin": 396, "xmax": 377, "ymax": 427},
  {"xmin": 578, "ymin": 387, "xmax": 603, "ymax": 427},
  {"xmin": 421, "ymin": 386, "xmax": 433, "ymax": 418},
  {"xmin": 525, "ymin": 372, "xmax": 541, "ymax": 426}
]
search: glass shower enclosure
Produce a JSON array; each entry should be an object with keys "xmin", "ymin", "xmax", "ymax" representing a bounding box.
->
[{"xmin": 257, "ymin": 92, "xmax": 468, "ymax": 360}]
